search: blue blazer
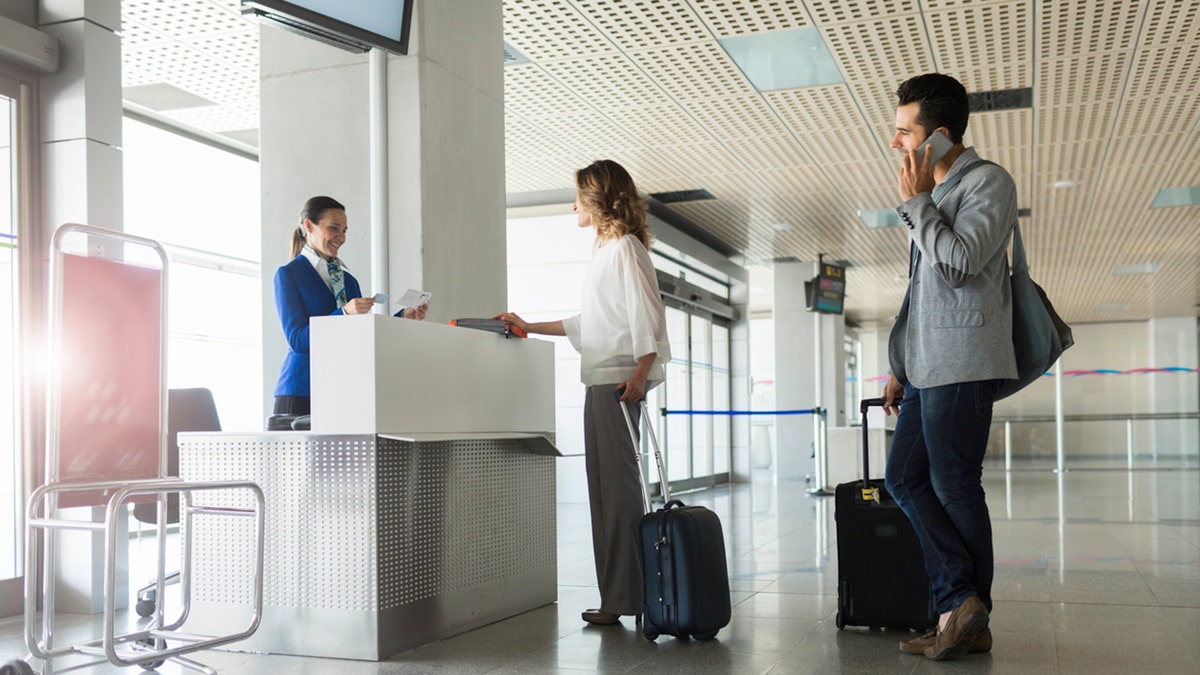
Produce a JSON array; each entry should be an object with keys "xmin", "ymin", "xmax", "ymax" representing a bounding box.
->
[{"xmin": 272, "ymin": 255, "xmax": 363, "ymax": 397}]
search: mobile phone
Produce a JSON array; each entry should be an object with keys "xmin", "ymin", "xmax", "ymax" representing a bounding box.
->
[{"xmin": 916, "ymin": 129, "xmax": 953, "ymax": 165}]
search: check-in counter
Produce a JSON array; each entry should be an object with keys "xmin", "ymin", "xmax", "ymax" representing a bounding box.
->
[{"xmin": 179, "ymin": 315, "xmax": 559, "ymax": 660}]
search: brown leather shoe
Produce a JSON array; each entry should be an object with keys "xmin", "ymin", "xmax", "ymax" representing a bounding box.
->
[
  {"xmin": 900, "ymin": 626, "xmax": 992, "ymax": 655},
  {"xmin": 581, "ymin": 608, "xmax": 620, "ymax": 625},
  {"xmin": 924, "ymin": 596, "xmax": 989, "ymax": 660}
]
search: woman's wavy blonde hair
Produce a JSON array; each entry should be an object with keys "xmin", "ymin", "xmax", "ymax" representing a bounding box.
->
[{"xmin": 575, "ymin": 159, "xmax": 651, "ymax": 249}]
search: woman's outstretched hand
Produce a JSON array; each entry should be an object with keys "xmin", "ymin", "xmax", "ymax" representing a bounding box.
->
[{"xmin": 492, "ymin": 311, "xmax": 530, "ymax": 335}]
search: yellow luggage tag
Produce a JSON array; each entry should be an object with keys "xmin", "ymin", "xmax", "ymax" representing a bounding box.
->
[{"xmin": 861, "ymin": 486, "xmax": 880, "ymax": 504}]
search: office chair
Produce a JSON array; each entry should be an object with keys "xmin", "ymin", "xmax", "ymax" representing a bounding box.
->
[{"xmin": 132, "ymin": 387, "xmax": 222, "ymax": 617}]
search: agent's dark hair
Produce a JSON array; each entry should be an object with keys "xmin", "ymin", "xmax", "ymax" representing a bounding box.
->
[
  {"xmin": 291, "ymin": 195, "xmax": 346, "ymax": 258},
  {"xmin": 895, "ymin": 73, "xmax": 969, "ymax": 144},
  {"xmin": 575, "ymin": 159, "xmax": 651, "ymax": 249}
]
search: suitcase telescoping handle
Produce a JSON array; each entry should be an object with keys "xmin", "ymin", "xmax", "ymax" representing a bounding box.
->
[
  {"xmin": 859, "ymin": 397, "xmax": 886, "ymax": 501},
  {"xmin": 618, "ymin": 396, "xmax": 671, "ymax": 514}
]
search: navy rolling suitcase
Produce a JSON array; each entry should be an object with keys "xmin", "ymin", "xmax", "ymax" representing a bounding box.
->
[
  {"xmin": 620, "ymin": 399, "xmax": 731, "ymax": 641},
  {"xmin": 834, "ymin": 397, "xmax": 937, "ymax": 631}
]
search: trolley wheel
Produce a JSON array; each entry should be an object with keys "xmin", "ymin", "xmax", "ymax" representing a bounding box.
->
[
  {"xmin": 136, "ymin": 599, "xmax": 156, "ymax": 617},
  {"xmin": 693, "ymin": 630, "xmax": 719, "ymax": 641},
  {"xmin": 1, "ymin": 659, "xmax": 36, "ymax": 675},
  {"xmin": 835, "ymin": 611, "xmax": 845, "ymax": 630},
  {"xmin": 137, "ymin": 637, "xmax": 166, "ymax": 670},
  {"xmin": 642, "ymin": 627, "xmax": 659, "ymax": 641}
]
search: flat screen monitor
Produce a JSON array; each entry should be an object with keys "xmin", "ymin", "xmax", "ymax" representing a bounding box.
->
[
  {"xmin": 242, "ymin": 0, "xmax": 414, "ymax": 55},
  {"xmin": 807, "ymin": 263, "xmax": 846, "ymax": 314}
]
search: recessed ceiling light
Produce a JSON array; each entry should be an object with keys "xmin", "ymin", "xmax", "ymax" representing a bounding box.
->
[
  {"xmin": 719, "ymin": 27, "xmax": 844, "ymax": 91},
  {"xmin": 1151, "ymin": 185, "xmax": 1200, "ymax": 207},
  {"xmin": 857, "ymin": 209, "xmax": 900, "ymax": 229},
  {"xmin": 1052, "ymin": 180, "xmax": 1079, "ymax": 189},
  {"xmin": 1112, "ymin": 262, "xmax": 1161, "ymax": 275},
  {"xmin": 772, "ymin": 223, "xmax": 792, "ymax": 231}
]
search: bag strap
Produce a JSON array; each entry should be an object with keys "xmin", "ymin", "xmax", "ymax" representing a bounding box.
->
[{"xmin": 1010, "ymin": 220, "xmax": 1030, "ymax": 277}]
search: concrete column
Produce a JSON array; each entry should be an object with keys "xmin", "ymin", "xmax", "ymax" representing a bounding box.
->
[
  {"xmin": 259, "ymin": 2, "xmax": 506, "ymax": 414},
  {"xmin": 38, "ymin": 0, "xmax": 127, "ymax": 613},
  {"xmin": 773, "ymin": 261, "xmax": 847, "ymax": 485},
  {"xmin": 859, "ymin": 325, "xmax": 892, "ymax": 432},
  {"xmin": 773, "ymin": 262, "xmax": 817, "ymax": 482}
]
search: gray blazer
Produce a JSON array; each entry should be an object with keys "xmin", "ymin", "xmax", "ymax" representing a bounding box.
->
[{"xmin": 888, "ymin": 147, "xmax": 1019, "ymax": 389}]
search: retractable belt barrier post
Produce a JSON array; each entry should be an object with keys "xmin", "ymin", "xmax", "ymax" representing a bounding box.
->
[{"xmin": 660, "ymin": 407, "xmax": 831, "ymax": 495}]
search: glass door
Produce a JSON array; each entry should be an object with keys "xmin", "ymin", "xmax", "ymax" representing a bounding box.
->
[{"xmin": 643, "ymin": 299, "xmax": 732, "ymax": 494}]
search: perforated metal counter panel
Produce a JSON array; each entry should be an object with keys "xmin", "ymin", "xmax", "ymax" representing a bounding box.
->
[{"xmin": 179, "ymin": 433, "xmax": 557, "ymax": 660}]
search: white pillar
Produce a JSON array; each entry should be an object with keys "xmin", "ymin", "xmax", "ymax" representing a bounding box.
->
[
  {"xmin": 1148, "ymin": 317, "xmax": 1199, "ymax": 461},
  {"xmin": 259, "ymin": 3, "xmax": 506, "ymax": 414},
  {"xmin": 38, "ymin": 0, "xmax": 128, "ymax": 613},
  {"xmin": 773, "ymin": 262, "xmax": 817, "ymax": 482}
]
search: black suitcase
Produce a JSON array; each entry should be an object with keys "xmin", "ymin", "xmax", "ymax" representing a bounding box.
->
[
  {"xmin": 620, "ymin": 399, "xmax": 731, "ymax": 641},
  {"xmin": 834, "ymin": 397, "xmax": 937, "ymax": 631}
]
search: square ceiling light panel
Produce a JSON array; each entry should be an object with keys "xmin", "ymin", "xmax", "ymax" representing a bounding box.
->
[
  {"xmin": 1150, "ymin": 185, "xmax": 1200, "ymax": 207},
  {"xmin": 858, "ymin": 208, "xmax": 900, "ymax": 229},
  {"xmin": 123, "ymin": 83, "xmax": 216, "ymax": 111},
  {"xmin": 719, "ymin": 27, "xmax": 844, "ymax": 91}
]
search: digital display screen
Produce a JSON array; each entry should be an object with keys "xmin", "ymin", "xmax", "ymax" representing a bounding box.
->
[{"xmin": 808, "ymin": 263, "xmax": 846, "ymax": 314}]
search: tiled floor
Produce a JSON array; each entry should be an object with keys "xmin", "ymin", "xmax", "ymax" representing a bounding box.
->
[{"xmin": 2, "ymin": 464, "xmax": 1198, "ymax": 673}]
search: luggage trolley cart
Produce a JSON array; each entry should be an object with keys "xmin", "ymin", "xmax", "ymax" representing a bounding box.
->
[{"xmin": 19, "ymin": 224, "xmax": 265, "ymax": 674}]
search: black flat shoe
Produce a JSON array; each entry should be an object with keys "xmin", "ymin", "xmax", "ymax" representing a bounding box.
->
[{"xmin": 581, "ymin": 608, "xmax": 620, "ymax": 625}]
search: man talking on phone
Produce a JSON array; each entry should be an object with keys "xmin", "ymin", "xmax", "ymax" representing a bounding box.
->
[{"xmin": 881, "ymin": 73, "xmax": 1018, "ymax": 660}]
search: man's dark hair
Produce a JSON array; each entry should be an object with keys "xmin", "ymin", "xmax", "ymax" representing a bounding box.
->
[{"xmin": 896, "ymin": 73, "xmax": 969, "ymax": 144}]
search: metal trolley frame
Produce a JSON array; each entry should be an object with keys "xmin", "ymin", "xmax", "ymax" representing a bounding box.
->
[{"xmin": 18, "ymin": 224, "xmax": 265, "ymax": 674}]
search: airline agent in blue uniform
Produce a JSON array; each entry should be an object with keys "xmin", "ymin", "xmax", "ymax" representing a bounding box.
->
[{"xmin": 272, "ymin": 195, "xmax": 427, "ymax": 418}]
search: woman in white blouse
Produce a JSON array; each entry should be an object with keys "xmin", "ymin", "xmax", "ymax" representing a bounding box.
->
[{"xmin": 495, "ymin": 159, "xmax": 671, "ymax": 626}]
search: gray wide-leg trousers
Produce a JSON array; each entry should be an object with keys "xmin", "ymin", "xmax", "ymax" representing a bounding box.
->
[{"xmin": 583, "ymin": 384, "xmax": 645, "ymax": 615}]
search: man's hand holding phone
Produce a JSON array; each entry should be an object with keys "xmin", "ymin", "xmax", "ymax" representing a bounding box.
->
[{"xmin": 899, "ymin": 129, "xmax": 951, "ymax": 200}]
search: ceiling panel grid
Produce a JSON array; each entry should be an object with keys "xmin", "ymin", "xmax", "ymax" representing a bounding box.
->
[
  {"xmin": 1035, "ymin": 0, "xmax": 1143, "ymax": 57},
  {"xmin": 116, "ymin": 0, "xmax": 1200, "ymax": 323},
  {"xmin": 504, "ymin": 64, "xmax": 597, "ymax": 120},
  {"xmin": 627, "ymin": 41, "xmax": 757, "ymax": 102},
  {"xmin": 803, "ymin": 0, "xmax": 919, "ymax": 25},
  {"xmin": 502, "ymin": 0, "xmax": 615, "ymax": 62},
  {"xmin": 571, "ymin": 0, "xmax": 712, "ymax": 49},
  {"xmin": 540, "ymin": 53, "xmax": 675, "ymax": 112},
  {"xmin": 605, "ymin": 104, "xmax": 717, "ymax": 148},
  {"xmin": 690, "ymin": 0, "xmax": 812, "ymax": 37},
  {"xmin": 924, "ymin": 1, "xmax": 1032, "ymax": 92},
  {"xmin": 644, "ymin": 139, "xmax": 745, "ymax": 179},
  {"xmin": 1140, "ymin": 0, "xmax": 1200, "ymax": 46},
  {"xmin": 765, "ymin": 85, "xmax": 870, "ymax": 136},
  {"xmin": 1036, "ymin": 52, "xmax": 1131, "ymax": 107},
  {"xmin": 820, "ymin": 14, "xmax": 934, "ymax": 83}
]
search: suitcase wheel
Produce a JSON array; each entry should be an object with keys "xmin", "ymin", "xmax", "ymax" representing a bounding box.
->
[
  {"xmin": 642, "ymin": 626, "xmax": 659, "ymax": 641},
  {"xmin": 835, "ymin": 611, "xmax": 845, "ymax": 630},
  {"xmin": 2, "ymin": 660, "xmax": 36, "ymax": 675},
  {"xmin": 693, "ymin": 629, "xmax": 719, "ymax": 641}
]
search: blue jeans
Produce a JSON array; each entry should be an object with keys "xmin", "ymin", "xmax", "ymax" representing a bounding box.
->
[{"xmin": 884, "ymin": 380, "xmax": 1000, "ymax": 615}]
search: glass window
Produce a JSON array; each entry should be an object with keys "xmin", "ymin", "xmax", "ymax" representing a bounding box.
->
[
  {"xmin": 664, "ymin": 307, "xmax": 691, "ymax": 483},
  {"xmin": 1, "ymin": 93, "xmax": 15, "ymax": 579},
  {"xmin": 712, "ymin": 323, "xmax": 731, "ymax": 475},
  {"xmin": 122, "ymin": 118, "xmax": 262, "ymax": 431},
  {"xmin": 691, "ymin": 314, "xmax": 712, "ymax": 478}
]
